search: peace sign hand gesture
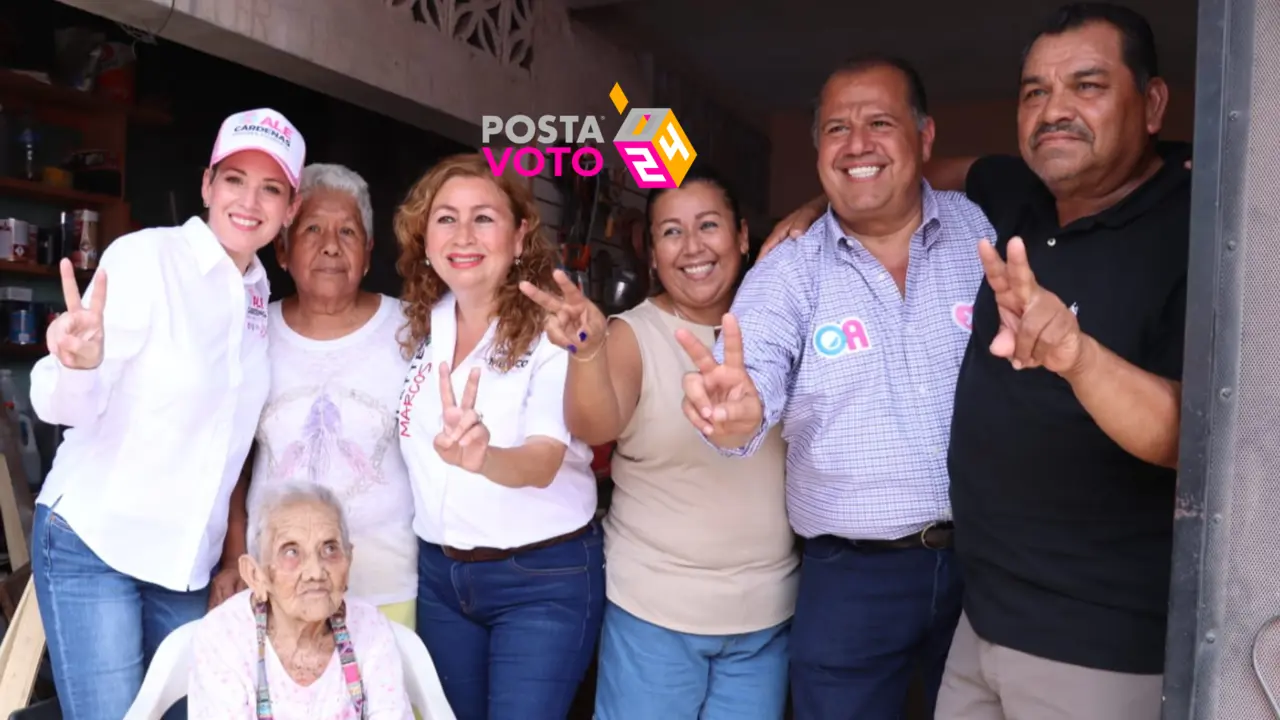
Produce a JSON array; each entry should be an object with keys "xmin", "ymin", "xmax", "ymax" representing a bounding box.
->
[
  {"xmin": 674, "ymin": 314, "xmax": 764, "ymax": 449},
  {"xmin": 434, "ymin": 363, "xmax": 491, "ymax": 473},
  {"xmin": 977, "ymin": 236, "xmax": 1084, "ymax": 375},
  {"xmin": 47, "ymin": 259, "xmax": 107, "ymax": 370},
  {"xmin": 518, "ymin": 269, "xmax": 607, "ymax": 359}
]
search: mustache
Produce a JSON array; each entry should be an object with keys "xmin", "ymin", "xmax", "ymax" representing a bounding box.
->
[{"xmin": 1032, "ymin": 121, "xmax": 1094, "ymax": 146}]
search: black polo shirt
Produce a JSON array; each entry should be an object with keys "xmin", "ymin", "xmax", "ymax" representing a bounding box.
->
[{"xmin": 948, "ymin": 144, "xmax": 1191, "ymax": 674}]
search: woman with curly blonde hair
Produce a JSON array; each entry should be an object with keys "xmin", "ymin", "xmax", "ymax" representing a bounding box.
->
[{"xmin": 393, "ymin": 153, "xmax": 602, "ymax": 720}]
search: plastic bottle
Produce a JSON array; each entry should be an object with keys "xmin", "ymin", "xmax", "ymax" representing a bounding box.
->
[
  {"xmin": 0, "ymin": 368, "xmax": 23, "ymax": 419},
  {"xmin": 16, "ymin": 115, "xmax": 36, "ymax": 181},
  {"xmin": 0, "ymin": 368, "xmax": 42, "ymax": 486}
]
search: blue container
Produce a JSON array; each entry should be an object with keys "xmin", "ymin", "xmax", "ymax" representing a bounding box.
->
[{"xmin": 9, "ymin": 308, "xmax": 35, "ymax": 345}]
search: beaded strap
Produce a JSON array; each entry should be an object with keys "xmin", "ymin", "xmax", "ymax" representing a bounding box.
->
[{"xmin": 254, "ymin": 598, "xmax": 367, "ymax": 719}]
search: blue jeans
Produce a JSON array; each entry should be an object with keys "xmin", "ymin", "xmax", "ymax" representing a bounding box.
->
[
  {"xmin": 415, "ymin": 523, "xmax": 605, "ymax": 720},
  {"xmin": 594, "ymin": 601, "xmax": 790, "ymax": 719},
  {"xmin": 31, "ymin": 504, "xmax": 209, "ymax": 720},
  {"xmin": 789, "ymin": 537, "xmax": 963, "ymax": 720}
]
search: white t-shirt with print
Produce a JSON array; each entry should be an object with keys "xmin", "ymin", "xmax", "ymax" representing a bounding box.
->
[{"xmin": 248, "ymin": 294, "xmax": 417, "ymax": 606}]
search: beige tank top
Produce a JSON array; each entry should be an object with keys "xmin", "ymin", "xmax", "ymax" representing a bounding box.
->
[{"xmin": 604, "ymin": 300, "xmax": 797, "ymax": 634}]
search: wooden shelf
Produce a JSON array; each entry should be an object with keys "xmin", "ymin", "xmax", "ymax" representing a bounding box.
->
[
  {"xmin": 0, "ymin": 69, "xmax": 163, "ymax": 248},
  {"xmin": 0, "ymin": 262, "xmax": 54, "ymax": 279},
  {"xmin": 0, "ymin": 261, "xmax": 89, "ymax": 280},
  {"xmin": 0, "ymin": 344, "xmax": 45, "ymax": 362},
  {"xmin": 0, "ymin": 69, "xmax": 170, "ymax": 125},
  {"xmin": 0, "ymin": 261, "xmax": 93, "ymax": 284},
  {"xmin": 0, "ymin": 177, "xmax": 118, "ymax": 209}
]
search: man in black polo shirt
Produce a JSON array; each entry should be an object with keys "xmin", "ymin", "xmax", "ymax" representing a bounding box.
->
[
  {"xmin": 760, "ymin": 3, "xmax": 1186, "ymax": 718},
  {"xmin": 936, "ymin": 5, "xmax": 1187, "ymax": 719}
]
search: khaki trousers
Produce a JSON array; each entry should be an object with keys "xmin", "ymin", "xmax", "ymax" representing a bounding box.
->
[{"xmin": 935, "ymin": 613, "xmax": 1163, "ymax": 720}]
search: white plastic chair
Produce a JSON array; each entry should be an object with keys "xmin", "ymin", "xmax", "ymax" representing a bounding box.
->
[
  {"xmin": 122, "ymin": 620, "xmax": 198, "ymax": 720},
  {"xmin": 389, "ymin": 621, "xmax": 457, "ymax": 720},
  {"xmin": 123, "ymin": 619, "xmax": 456, "ymax": 720}
]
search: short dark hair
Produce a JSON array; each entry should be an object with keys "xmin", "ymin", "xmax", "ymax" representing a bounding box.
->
[
  {"xmin": 1024, "ymin": 3, "xmax": 1159, "ymax": 88},
  {"xmin": 643, "ymin": 163, "xmax": 748, "ymax": 294},
  {"xmin": 811, "ymin": 54, "xmax": 930, "ymax": 142},
  {"xmin": 644, "ymin": 164, "xmax": 744, "ymax": 239}
]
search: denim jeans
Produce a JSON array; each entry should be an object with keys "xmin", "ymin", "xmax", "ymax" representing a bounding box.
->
[
  {"xmin": 789, "ymin": 537, "xmax": 963, "ymax": 720},
  {"xmin": 31, "ymin": 504, "xmax": 209, "ymax": 720},
  {"xmin": 594, "ymin": 601, "xmax": 790, "ymax": 720},
  {"xmin": 415, "ymin": 523, "xmax": 605, "ymax": 720}
]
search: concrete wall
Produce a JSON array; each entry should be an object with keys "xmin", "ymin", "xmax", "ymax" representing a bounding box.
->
[
  {"xmin": 59, "ymin": 0, "xmax": 655, "ymax": 147},
  {"xmin": 59, "ymin": 0, "xmax": 776, "ymax": 248},
  {"xmin": 57, "ymin": 0, "xmax": 674, "ymax": 258}
]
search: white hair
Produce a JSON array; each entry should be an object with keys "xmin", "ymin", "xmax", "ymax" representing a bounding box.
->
[
  {"xmin": 294, "ymin": 163, "xmax": 374, "ymax": 244},
  {"xmin": 247, "ymin": 482, "xmax": 352, "ymax": 564}
]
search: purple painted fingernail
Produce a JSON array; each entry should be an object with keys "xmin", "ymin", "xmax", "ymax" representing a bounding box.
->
[
  {"xmin": 568, "ymin": 344, "xmax": 577, "ymax": 353},
  {"xmin": 579, "ymin": 331, "xmax": 588, "ymax": 341}
]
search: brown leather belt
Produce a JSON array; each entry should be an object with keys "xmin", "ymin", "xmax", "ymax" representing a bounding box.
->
[
  {"xmin": 440, "ymin": 523, "xmax": 592, "ymax": 563},
  {"xmin": 845, "ymin": 522, "xmax": 954, "ymax": 551}
]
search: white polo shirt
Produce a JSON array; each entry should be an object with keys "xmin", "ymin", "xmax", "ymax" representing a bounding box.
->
[
  {"xmin": 398, "ymin": 293, "xmax": 596, "ymax": 551},
  {"xmin": 32, "ymin": 217, "xmax": 271, "ymax": 592}
]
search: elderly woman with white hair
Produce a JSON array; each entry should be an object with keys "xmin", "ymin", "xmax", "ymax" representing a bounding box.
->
[
  {"xmin": 190, "ymin": 482, "xmax": 413, "ymax": 718},
  {"xmin": 209, "ymin": 163, "xmax": 418, "ymax": 630}
]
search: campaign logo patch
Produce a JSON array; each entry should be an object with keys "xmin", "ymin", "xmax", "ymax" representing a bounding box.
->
[{"xmin": 813, "ymin": 317, "xmax": 872, "ymax": 358}]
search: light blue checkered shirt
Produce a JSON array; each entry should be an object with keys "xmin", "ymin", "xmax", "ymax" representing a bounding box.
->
[{"xmin": 717, "ymin": 183, "xmax": 994, "ymax": 540}]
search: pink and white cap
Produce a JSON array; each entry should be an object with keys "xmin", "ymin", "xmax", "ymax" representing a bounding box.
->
[{"xmin": 209, "ymin": 108, "xmax": 306, "ymax": 188}]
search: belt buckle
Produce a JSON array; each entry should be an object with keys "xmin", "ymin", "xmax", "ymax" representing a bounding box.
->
[{"xmin": 919, "ymin": 522, "xmax": 942, "ymax": 550}]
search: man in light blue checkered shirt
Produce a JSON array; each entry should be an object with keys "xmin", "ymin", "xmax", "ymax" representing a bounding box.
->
[{"xmin": 677, "ymin": 56, "xmax": 995, "ymax": 720}]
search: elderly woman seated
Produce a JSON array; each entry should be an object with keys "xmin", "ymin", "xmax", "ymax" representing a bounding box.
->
[{"xmin": 189, "ymin": 483, "xmax": 413, "ymax": 719}]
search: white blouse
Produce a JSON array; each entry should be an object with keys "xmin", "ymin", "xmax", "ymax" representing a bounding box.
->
[
  {"xmin": 398, "ymin": 293, "xmax": 596, "ymax": 551},
  {"xmin": 31, "ymin": 217, "xmax": 271, "ymax": 591}
]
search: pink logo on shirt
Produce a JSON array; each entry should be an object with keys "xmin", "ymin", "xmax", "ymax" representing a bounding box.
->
[
  {"xmin": 246, "ymin": 293, "xmax": 268, "ymax": 337},
  {"xmin": 813, "ymin": 317, "xmax": 872, "ymax": 358},
  {"xmin": 952, "ymin": 303, "xmax": 973, "ymax": 332}
]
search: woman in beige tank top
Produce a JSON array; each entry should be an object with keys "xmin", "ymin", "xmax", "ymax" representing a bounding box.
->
[{"xmin": 520, "ymin": 169, "xmax": 797, "ymax": 719}]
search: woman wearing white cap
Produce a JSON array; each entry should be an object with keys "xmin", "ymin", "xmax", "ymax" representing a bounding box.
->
[{"xmin": 28, "ymin": 108, "xmax": 306, "ymax": 720}]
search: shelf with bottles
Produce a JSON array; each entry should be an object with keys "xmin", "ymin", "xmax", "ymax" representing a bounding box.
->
[
  {"xmin": 0, "ymin": 69, "xmax": 170, "ymax": 127},
  {"xmin": 0, "ymin": 207, "xmax": 104, "ymax": 294},
  {"xmin": 0, "ymin": 156, "xmax": 130, "ymax": 246},
  {"xmin": 0, "ymin": 278, "xmax": 64, "ymax": 368},
  {"xmin": 0, "ymin": 67, "xmax": 154, "ymax": 246}
]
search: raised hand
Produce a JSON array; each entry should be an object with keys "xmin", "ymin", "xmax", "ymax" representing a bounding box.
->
[
  {"xmin": 977, "ymin": 236, "xmax": 1084, "ymax": 375},
  {"xmin": 47, "ymin": 258, "xmax": 106, "ymax": 370},
  {"xmin": 433, "ymin": 363, "xmax": 490, "ymax": 473},
  {"xmin": 519, "ymin": 269, "xmax": 607, "ymax": 359},
  {"xmin": 674, "ymin": 314, "xmax": 763, "ymax": 448}
]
